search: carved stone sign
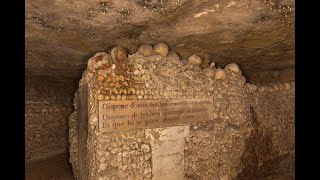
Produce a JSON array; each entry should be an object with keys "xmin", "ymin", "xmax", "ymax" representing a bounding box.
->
[{"xmin": 98, "ymin": 99, "xmax": 213, "ymax": 133}]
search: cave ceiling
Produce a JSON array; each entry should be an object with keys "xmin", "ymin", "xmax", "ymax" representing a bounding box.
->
[{"xmin": 25, "ymin": 0, "xmax": 295, "ymax": 82}]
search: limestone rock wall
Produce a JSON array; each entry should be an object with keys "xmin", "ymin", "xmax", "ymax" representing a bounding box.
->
[
  {"xmin": 25, "ymin": 76, "xmax": 75, "ymax": 161},
  {"xmin": 26, "ymin": 0, "xmax": 295, "ymax": 82}
]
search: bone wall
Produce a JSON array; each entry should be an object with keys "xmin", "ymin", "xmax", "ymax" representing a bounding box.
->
[
  {"xmin": 25, "ymin": 76, "xmax": 75, "ymax": 161},
  {"xmin": 236, "ymin": 82, "xmax": 295, "ymax": 180},
  {"xmin": 69, "ymin": 44, "xmax": 252, "ymax": 180},
  {"xmin": 68, "ymin": 43, "xmax": 295, "ymax": 179},
  {"xmin": 184, "ymin": 75, "xmax": 251, "ymax": 179}
]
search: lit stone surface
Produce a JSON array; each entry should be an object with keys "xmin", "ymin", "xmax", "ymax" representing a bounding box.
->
[
  {"xmin": 145, "ymin": 126, "xmax": 190, "ymax": 141},
  {"xmin": 153, "ymin": 153, "xmax": 184, "ymax": 180},
  {"xmin": 147, "ymin": 126, "xmax": 189, "ymax": 180},
  {"xmin": 69, "ymin": 45, "xmax": 295, "ymax": 180}
]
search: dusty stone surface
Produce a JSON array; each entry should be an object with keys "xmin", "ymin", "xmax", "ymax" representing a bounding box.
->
[
  {"xmin": 26, "ymin": 153, "xmax": 74, "ymax": 180},
  {"xmin": 25, "ymin": 0, "xmax": 295, "ymax": 82}
]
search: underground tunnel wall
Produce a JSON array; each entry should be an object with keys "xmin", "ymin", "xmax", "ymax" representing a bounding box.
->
[
  {"xmin": 25, "ymin": 76, "xmax": 76, "ymax": 161},
  {"xmin": 237, "ymin": 82, "xmax": 295, "ymax": 179}
]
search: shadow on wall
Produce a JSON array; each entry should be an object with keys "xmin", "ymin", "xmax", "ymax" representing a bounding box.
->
[
  {"xmin": 236, "ymin": 106, "xmax": 294, "ymax": 180},
  {"xmin": 25, "ymin": 152, "xmax": 75, "ymax": 180},
  {"xmin": 25, "ymin": 76, "xmax": 78, "ymax": 161}
]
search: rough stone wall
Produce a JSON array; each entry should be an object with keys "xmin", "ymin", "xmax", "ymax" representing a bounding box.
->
[
  {"xmin": 26, "ymin": 0, "xmax": 295, "ymax": 81},
  {"xmin": 69, "ymin": 43, "xmax": 295, "ymax": 180},
  {"xmin": 25, "ymin": 76, "xmax": 75, "ymax": 161},
  {"xmin": 236, "ymin": 82, "xmax": 295, "ymax": 180}
]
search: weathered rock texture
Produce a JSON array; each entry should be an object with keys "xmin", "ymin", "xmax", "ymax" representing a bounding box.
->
[
  {"xmin": 69, "ymin": 44, "xmax": 294, "ymax": 179},
  {"xmin": 26, "ymin": 0, "xmax": 295, "ymax": 82},
  {"xmin": 25, "ymin": 76, "xmax": 76, "ymax": 160}
]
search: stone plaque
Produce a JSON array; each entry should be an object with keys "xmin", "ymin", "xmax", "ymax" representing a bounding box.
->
[{"xmin": 98, "ymin": 99, "xmax": 213, "ymax": 133}]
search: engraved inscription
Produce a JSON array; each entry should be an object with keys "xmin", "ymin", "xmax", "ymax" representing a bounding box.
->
[{"xmin": 98, "ymin": 99, "xmax": 213, "ymax": 133}]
